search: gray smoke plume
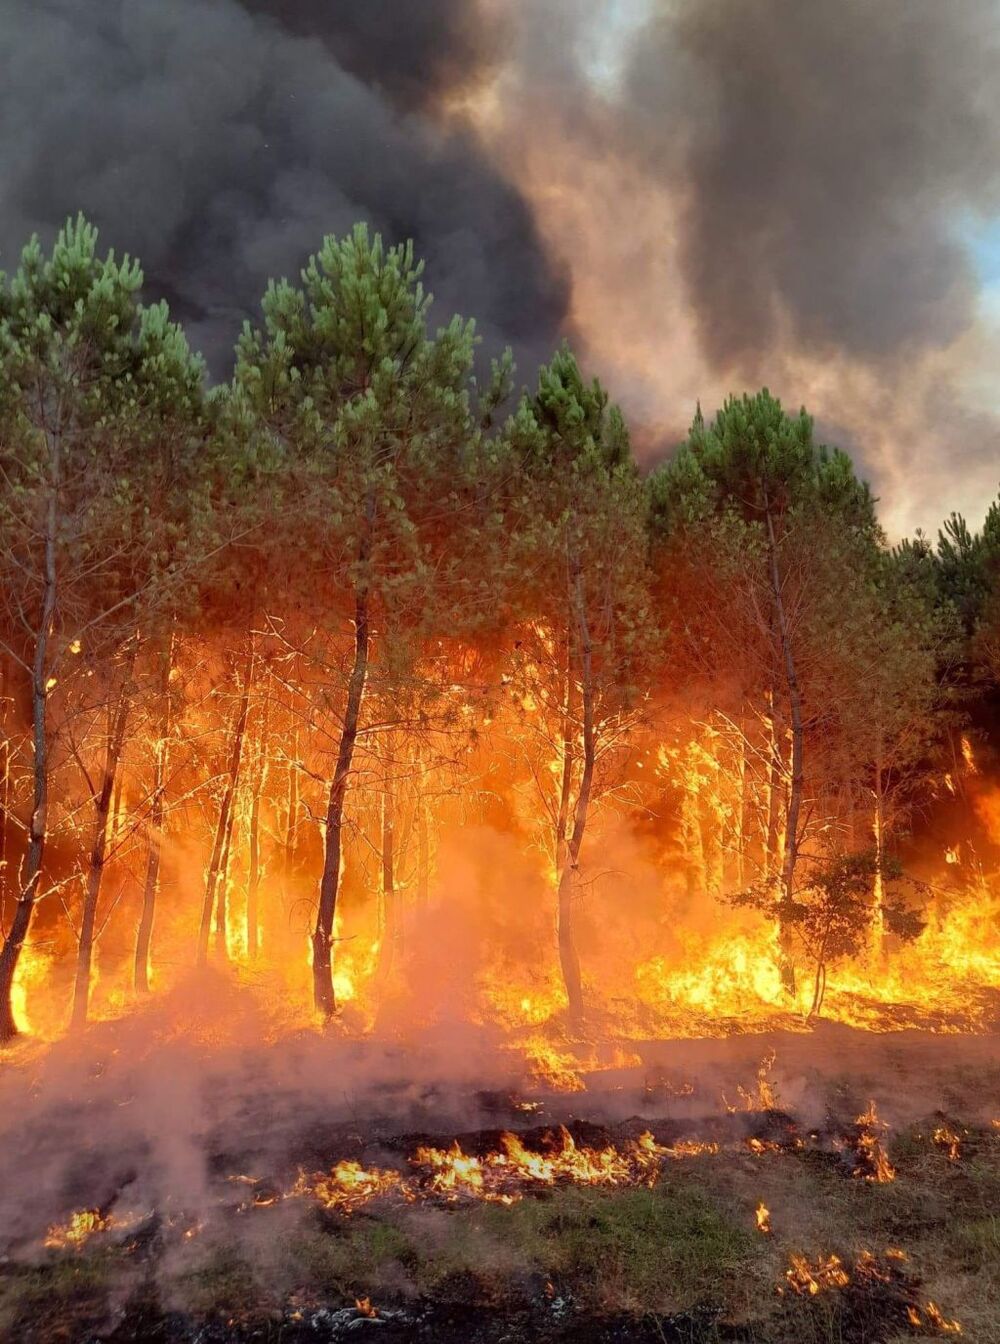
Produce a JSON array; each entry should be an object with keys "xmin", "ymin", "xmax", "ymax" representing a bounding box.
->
[
  {"xmin": 0, "ymin": 0, "xmax": 567, "ymax": 374},
  {"xmin": 626, "ymin": 0, "xmax": 1000, "ymax": 371}
]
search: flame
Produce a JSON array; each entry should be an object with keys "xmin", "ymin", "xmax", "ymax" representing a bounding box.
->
[
  {"xmin": 292, "ymin": 1161, "xmax": 404, "ymax": 1214},
  {"xmin": 784, "ymin": 1253, "xmax": 850, "ymax": 1296},
  {"xmin": 292, "ymin": 1127, "xmax": 718, "ymax": 1215},
  {"xmin": 11, "ymin": 613, "xmax": 1000, "ymax": 1082},
  {"xmin": 854, "ymin": 1101, "xmax": 896, "ymax": 1183},
  {"xmin": 908, "ymin": 1303, "xmax": 964, "ymax": 1333},
  {"xmin": 43, "ymin": 1208, "xmax": 138, "ymax": 1249},
  {"xmin": 933, "ymin": 1124, "xmax": 962, "ymax": 1161},
  {"xmin": 755, "ymin": 1201, "xmax": 771, "ymax": 1235}
]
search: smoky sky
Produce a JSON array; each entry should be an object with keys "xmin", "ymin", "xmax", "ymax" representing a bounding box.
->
[
  {"xmin": 239, "ymin": 0, "xmax": 507, "ymax": 113},
  {"xmin": 0, "ymin": 0, "xmax": 567, "ymax": 375},
  {"xmin": 626, "ymin": 0, "xmax": 1000, "ymax": 372},
  {"xmin": 2, "ymin": 0, "xmax": 1000, "ymax": 507}
]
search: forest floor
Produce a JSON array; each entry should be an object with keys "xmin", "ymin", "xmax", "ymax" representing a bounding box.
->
[{"xmin": 2, "ymin": 1013, "xmax": 1000, "ymax": 1343}]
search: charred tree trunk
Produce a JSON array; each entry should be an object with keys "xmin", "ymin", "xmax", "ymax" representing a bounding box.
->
[
  {"xmin": 135, "ymin": 633, "xmax": 174, "ymax": 994},
  {"xmin": 765, "ymin": 500, "xmax": 803, "ymax": 994},
  {"xmin": 71, "ymin": 643, "xmax": 137, "ymax": 1030},
  {"xmin": 313, "ymin": 573, "xmax": 371, "ymax": 1018},
  {"xmin": 0, "ymin": 440, "xmax": 60, "ymax": 1043},
  {"xmin": 198, "ymin": 642, "xmax": 253, "ymax": 966}
]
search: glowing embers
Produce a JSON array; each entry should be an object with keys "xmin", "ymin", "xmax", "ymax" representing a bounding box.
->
[{"xmin": 294, "ymin": 1127, "xmax": 716, "ymax": 1215}]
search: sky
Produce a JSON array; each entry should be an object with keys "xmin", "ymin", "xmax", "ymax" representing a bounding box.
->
[{"xmin": 1, "ymin": 0, "xmax": 999, "ymax": 539}]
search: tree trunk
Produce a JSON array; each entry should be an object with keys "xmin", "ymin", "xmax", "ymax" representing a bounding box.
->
[
  {"xmin": 764, "ymin": 502, "xmax": 803, "ymax": 994},
  {"xmin": 0, "ymin": 445, "xmax": 59, "ymax": 1043},
  {"xmin": 71, "ymin": 646, "xmax": 136, "ymax": 1030},
  {"xmin": 247, "ymin": 676, "xmax": 269, "ymax": 960},
  {"xmin": 246, "ymin": 786, "xmax": 263, "ymax": 961},
  {"xmin": 283, "ymin": 727, "xmax": 300, "ymax": 895},
  {"xmin": 377, "ymin": 767, "xmax": 396, "ymax": 982},
  {"xmin": 734, "ymin": 718, "xmax": 747, "ymax": 889},
  {"xmin": 556, "ymin": 568, "xmax": 593, "ymax": 1030},
  {"xmin": 808, "ymin": 959, "xmax": 827, "ymax": 1021},
  {"xmin": 764, "ymin": 691, "xmax": 784, "ymax": 882},
  {"xmin": 198, "ymin": 641, "xmax": 253, "ymax": 966},
  {"xmin": 312, "ymin": 582, "xmax": 370, "ymax": 1017},
  {"xmin": 416, "ymin": 787, "xmax": 429, "ymax": 907},
  {"xmin": 871, "ymin": 731, "xmax": 886, "ymax": 961},
  {"xmin": 135, "ymin": 633, "xmax": 174, "ymax": 994}
]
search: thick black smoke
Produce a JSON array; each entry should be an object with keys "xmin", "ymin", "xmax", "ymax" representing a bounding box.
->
[
  {"xmin": 239, "ymin": 0, "xmax": 507, "ymax": 113},
  {"xmin": 627, "ymin": 0, "xmax": 1000, "ymax": 371},
  {"xmin": 0, "ymin": 0, "xmax": 567, "ymax": 375}
]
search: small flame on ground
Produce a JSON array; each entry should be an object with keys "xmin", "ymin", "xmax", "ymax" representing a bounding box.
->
[
  {"xmin": 933, "ymin": 1125, "xmax": 962, "ymax": 1161},
  {"xmin": 784, "ymin": 1253, "xmax": 850, "ymax": 1296},
  {"xmin": 854, "ymin": 1100, "xmax": 896, "ymax": 1183}
]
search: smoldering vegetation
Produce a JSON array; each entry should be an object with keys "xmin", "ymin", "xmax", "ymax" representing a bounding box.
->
[{"xmin": 1, "ymin": 1000, "xmax": 997, "ymax": 1341}]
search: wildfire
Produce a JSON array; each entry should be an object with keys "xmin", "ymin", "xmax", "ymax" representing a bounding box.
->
[
  {"xmin": 43, "ymin": 1208, "xmax": 135, "ymax": 1250},
  {"xmin": 854, "ymin": 1101, "xmax": 896, "ymax": 1183},
  {"xmin": 723, "ymin": 1050, "xmax": 779, "ymax": 1113},
  {"xmin": 292, "ymin": 1127, "xmax": 720, "ymax": 1215},
  {"xmin": 292, "ymin": 1161, "xmax": 404, "ymax": 1214},
  {"xmin": 784, "ymin": 1253, "xmax": 850, "ymax": 1296},
  {"xmin": 907, "ymin": 1302, "xmax": 963, "ymax": 1334},
  {"xmin": 755, "ymin": 1201, "xmax": 771, "ymax": 1235},
  {"xmin": 933, "ymin": 1125, "xmax": 962, "ymax": 1162},
  {"xmin": 782, "ymin": 1246, "xmax": 961, "ymax": 1331}
]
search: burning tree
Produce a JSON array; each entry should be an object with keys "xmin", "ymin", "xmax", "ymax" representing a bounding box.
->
[
  {"xmin": 0, "ymin": 216, "xmax": 207, "ymax": 1039},
  {"xmin": 234, "ymin": 224, "xmax": 510, "ymax": 1018},
  {"xmin": 651, "ymin": 391, "xmax": 881, "ymax": 991},
  {"xmin": 732, "ymin": 851, "xmax": 924, "ymax": 1019},
  {"xmin": 502, "ymin": 349, "xmax": 658, "ymax": 1026}
]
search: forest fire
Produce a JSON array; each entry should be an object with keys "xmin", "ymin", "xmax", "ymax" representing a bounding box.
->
[{"xmin": 0, "ymin": 218, "xmax": 998, "ymax": 1343}]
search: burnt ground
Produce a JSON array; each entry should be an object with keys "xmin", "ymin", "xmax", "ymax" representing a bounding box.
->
[{"xmin": 2, "ymin": 1021, "xmax": 1000, "ymax": 1342}]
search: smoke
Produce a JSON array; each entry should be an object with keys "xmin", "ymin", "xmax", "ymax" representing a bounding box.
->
[
  {"xmin": 2, "ymin": 0, "xmax": 999, "ymax": 528},
  {"xmin": 238, "ymin": 0, "xmax": 508, "ymax": 114},
  {"xmin": 0, "ymin": 0, "xmax": 567, "ymax": 374},
  {"xmin": 471, "ymin": 0, "xmax": 1000, "ymax": 534},
  {"xmin": 627, "ymin": 0, "xmax": 1000, "ymax": 371}
]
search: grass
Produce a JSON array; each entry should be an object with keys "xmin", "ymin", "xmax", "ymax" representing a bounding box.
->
[{"xmin": 6, "ymin": 1120, "xmax": 1000, "ymax": 1342}]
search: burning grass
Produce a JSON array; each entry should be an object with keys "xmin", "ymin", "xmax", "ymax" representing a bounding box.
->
[{"xmin": 4, "ymin": 1027, "xmax": 1000, "ymax": 1341}]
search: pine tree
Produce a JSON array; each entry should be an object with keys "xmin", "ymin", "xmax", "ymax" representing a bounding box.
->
[{"xmin": 0, "ymin": 216, "xmax": 206, "ymax": 1039}]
